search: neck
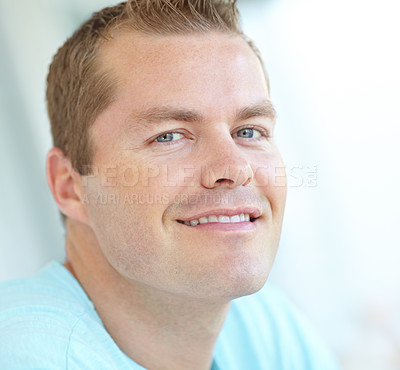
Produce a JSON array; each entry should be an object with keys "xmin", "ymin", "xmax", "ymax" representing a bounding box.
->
[{"xmin": 64, "ymin": 220, "xmax": 229, "ymax": 370}]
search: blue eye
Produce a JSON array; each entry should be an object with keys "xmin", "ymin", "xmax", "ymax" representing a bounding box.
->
[
  {"xmin": 155, "ymin": 132, "xmax": 184, "ymax": 142},
  {"xmin": 236, "ymin": 128, "xmax": 261, "ymax": 139}
]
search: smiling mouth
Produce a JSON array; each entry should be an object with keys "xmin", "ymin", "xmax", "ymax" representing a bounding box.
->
[{"xmin": 177, "ymin": 213, "xmax": 257, "ymax": 226}]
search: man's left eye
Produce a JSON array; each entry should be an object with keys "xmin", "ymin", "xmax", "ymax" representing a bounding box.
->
[
  {"xmin": 235, "ymin": 128, "xmax": 261, "ymax": 139},
  {"xmin": 155, "ymin": 132, "xmax": 184, "ymax": 143}
]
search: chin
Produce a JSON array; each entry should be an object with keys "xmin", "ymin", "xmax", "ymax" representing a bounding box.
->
[
  {"xmin": 229, "ymin": 271, "xmax": 270, "ymax": 300},
  {"xmin": 222, "ymin": 249, "xmax": 275, "ymax": 297},
  {"xmin": 202, "ymin": 262, "xmax": 272, "ymax": 302}
]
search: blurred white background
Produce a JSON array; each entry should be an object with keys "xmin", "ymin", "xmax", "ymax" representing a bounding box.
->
[{"xmin": 0, "ymin": 0, "xmax": 399, "ymax": 369}]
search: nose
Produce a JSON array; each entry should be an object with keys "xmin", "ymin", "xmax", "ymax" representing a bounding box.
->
[{"xmin": 200, "ymin": 135, "xmax": 254, "ymax": 189}]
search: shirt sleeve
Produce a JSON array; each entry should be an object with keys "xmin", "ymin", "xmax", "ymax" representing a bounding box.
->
[{"xmin": 0, "ymin": 307, "xmax": 73, "ymax": 369}]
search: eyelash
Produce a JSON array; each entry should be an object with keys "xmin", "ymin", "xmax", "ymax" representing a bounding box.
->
[
  {"xmin": 152, "ymin": 129, "xmax": 189, "ymax": 145},
  {"xmin": 233, "ymin": 125, "xmax": 270, "ymax": 140}
]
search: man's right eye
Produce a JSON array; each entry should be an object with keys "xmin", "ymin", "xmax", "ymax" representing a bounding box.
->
[{"xmin": 155, "ymin": 132, "xmax": 183, "ymax": 143}]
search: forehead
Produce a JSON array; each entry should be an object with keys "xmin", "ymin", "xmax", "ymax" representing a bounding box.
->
[
  {"xmin": 91, "ymin": 31, "xmax": 270, "ymax": 146},
  {"xmin": 98, "ymin": 30, "xmax": 269, "ymax": 101},
  {"xmin": 100, "ymin": 30, "xmax": 260, "ymax": 68}
]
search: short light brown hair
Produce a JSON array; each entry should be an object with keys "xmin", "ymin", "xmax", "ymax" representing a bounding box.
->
[{"xmin": 46, "ymin": 0, "xmax": 265, "ymax": 175}]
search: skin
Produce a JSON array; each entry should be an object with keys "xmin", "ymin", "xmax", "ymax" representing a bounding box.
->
[{"xmin": 47, "ymin": 31, "xmax": 286, "ymax": 370}]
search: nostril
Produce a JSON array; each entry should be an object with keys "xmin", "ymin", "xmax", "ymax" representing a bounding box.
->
[{"xmin": 216, "ymin": 178, "xmax": 234, "ymax": 184}]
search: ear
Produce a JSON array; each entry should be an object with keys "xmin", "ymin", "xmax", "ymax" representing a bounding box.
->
[{"xmin": 46, "ymin": 147, "xmax": 88, "ymax": 223}]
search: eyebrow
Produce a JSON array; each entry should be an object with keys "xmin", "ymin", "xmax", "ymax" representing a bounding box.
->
[
  {"xmin": 125, "ymin": 100, "xmax": 276, "ymax": 128},
  {"xmin": 132, "ymin": 107, "xmax": 205, "ymax": 124},
  {"xmin": 236, "ymin": 101, "xmax": 276, "ymax": 122}
]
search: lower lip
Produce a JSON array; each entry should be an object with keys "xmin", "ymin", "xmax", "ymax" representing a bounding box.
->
[{"xmin": 179, "ymin": 220, "xmax": 256, "ymax": 232}]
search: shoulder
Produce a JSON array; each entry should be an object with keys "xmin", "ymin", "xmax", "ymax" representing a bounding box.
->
[
  {"xmin": 215, "ymin": 283, "xmax": 341, "ymax": 370},
  {"xmin": 0, "ymin": 261, "xmax": 94, "ymax": 326},
  {"xmin": 0, "ymin": 262, "xmax": 138, "ymax": 369}
]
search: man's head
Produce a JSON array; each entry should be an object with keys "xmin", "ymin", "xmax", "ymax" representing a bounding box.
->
[{"xmin": 46, "ymin": 0, "xmax": 286, "ymax": 302}]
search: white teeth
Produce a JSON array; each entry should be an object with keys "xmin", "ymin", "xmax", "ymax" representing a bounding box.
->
[
  {"xmin": 199, "ymin": 217, "xmax": 209, "ymax": 224},
  {"xmin": 218, "ymin": 216, "xmax": 230, "ymax": 223},
  {"xmin": 208, "ymin": 215, "xmax": 218, "ymax": 223},
  {"xmin": 230, "ymin": 215, "xmax": 241, "ymax": 223},
  {"xmin": 181, "ymin": 213, "xmax": 253, "ymax": 226}
]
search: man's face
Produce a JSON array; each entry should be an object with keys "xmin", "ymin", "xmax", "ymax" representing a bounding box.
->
[{"xmin": 82, "ymin": 31, "xmax": 286, "ymax": 301}]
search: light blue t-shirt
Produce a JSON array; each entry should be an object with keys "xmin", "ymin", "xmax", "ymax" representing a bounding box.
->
[{"xmin": 0, "ymin": 262, "xmax": 340, "ymax": 369}]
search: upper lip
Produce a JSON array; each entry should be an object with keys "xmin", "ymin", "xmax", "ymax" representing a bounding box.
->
[{"xmin": 177, "ymin": 207, "xmax": 262, "ymax": 222}]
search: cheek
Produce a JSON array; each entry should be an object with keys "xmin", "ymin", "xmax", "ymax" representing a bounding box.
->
[
  {"xmin": 83, "ymin": 176, "xmax": 164, "ymax": 247},
  {"xmin": 84, "ymin": 190, "xmax": 170, "ymax": 279},
  {"xmin": 115, "ymin": 148, "xmax": 196, "ymax": 192},
  {"xmin": 252, "ymin": 152, "xmax": 286, "ymax": 189},
  {"xmin": 251, "ymin": 153, "xmax": 287, "ymax": 216}
]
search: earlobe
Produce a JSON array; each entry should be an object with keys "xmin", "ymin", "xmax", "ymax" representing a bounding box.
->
[{"xmin": 46, "ymin": 147, "xmax": 88, "ymax": 223}]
